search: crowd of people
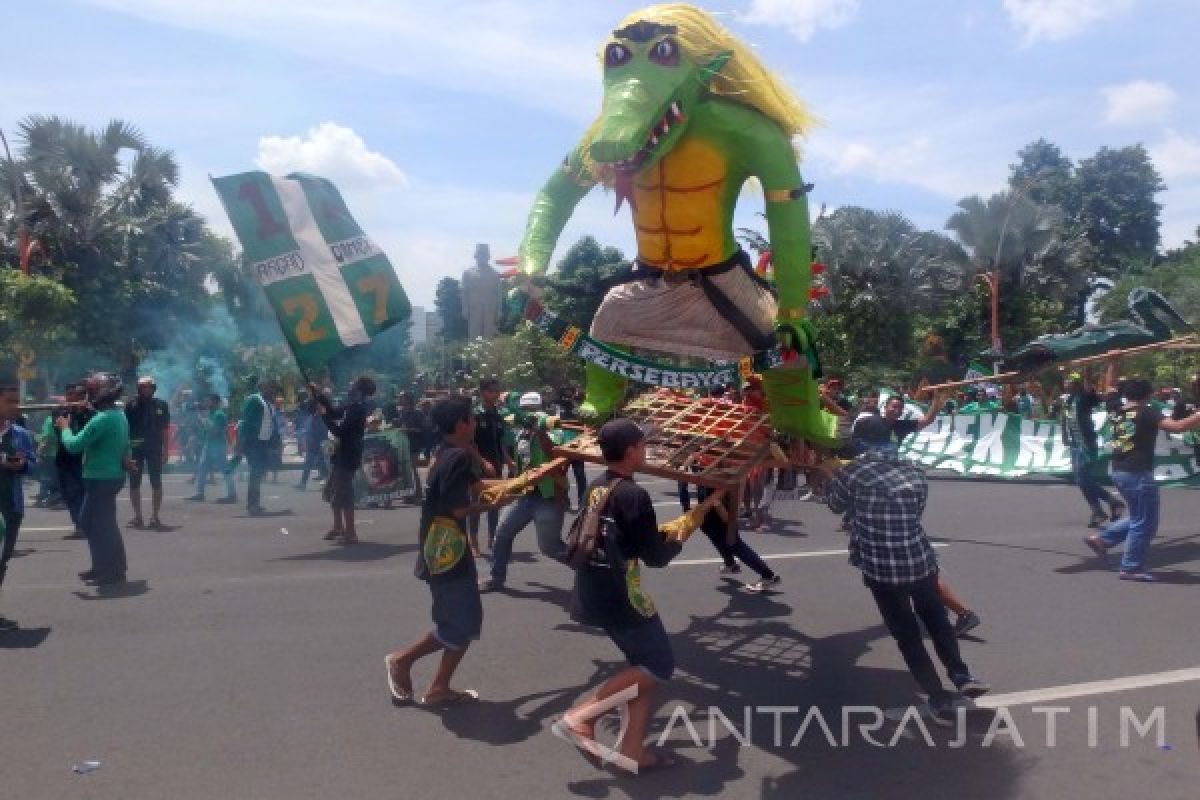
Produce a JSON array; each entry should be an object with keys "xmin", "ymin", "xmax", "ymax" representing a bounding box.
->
[{"xmin": 3, "ymin": 363, "xmax": 1198, "ymax": 768}]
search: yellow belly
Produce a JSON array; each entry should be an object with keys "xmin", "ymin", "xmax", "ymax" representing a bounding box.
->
[{"xmin": 632, "ymin": 137, "xmax": 731, "ymax": 270}]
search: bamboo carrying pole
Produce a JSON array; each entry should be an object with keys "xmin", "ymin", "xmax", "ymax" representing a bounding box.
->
[{"xmin": 922, "ymin": 334, "xmax": 1198, "ymax": 393}]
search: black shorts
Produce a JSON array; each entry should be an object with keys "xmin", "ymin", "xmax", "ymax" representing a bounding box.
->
[
  {"xmin": 129, "ymin": 447, "xmax": 164, "ymax": 490},
  {"xmin": 604, "ymin": 616, "xmax": 674, "ymax": 682},
  {"xmin": 430, "ymin": 575, "xmax": 483, "ymax": 651},
  {"xmin": 326, "ymin": 465, "xmax": 356, "ymax": 509}
]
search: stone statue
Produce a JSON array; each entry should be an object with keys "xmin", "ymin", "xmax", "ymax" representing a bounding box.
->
[{"xmin": 460, "ymin": 243, "xmax": 503, "ymax": 340}]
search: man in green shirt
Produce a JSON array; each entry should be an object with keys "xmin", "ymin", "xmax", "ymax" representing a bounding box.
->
[
  {"xmin": 478, "ymin": 392, "xmax": 567, "ymax": 592},
  {"xmin": 187, "ymin": 394, "xmax": 234, "ymax": 503},
  {"xmin": 59, "ymin": 373, "xmax": 131, "ymax": 586}
]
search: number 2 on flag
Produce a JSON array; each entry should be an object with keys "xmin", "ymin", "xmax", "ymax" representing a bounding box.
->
[{"xmin": 281, "ymin": 294, "xmax": 330, "ymax": 344}]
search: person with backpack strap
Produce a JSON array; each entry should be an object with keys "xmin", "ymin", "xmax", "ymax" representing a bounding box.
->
[{"xmin": 556, "ymin": 418, "xmax": 682, "ymax": 773}]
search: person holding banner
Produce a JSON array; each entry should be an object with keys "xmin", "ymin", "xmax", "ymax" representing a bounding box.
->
[
  {"xmin": 1085, "ymin": 378, "xmax": 1200, "ymax": 581},
  {"xmin": 312, "ymin": 377, "xmax": 374, "ymax": 545}
]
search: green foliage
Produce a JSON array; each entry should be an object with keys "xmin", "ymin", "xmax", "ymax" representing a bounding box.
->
[
  {"xmin": 434, "ymin": 276, "xmax": 468, "ymax": 342},
  {"xmin": 0, "ymin": 269, "xmax": 77, "ymax": 352},
  {"xmin": 542, "ymin": 236, "xmax": 628, "ymax": 330},
  {"xmin": 461, "ymin": 324, "xmax": 582, "ymax": 392}
]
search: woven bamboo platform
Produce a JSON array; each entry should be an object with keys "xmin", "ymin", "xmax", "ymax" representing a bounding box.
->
[{"xmin": 551, "ymin": 391, "xmax": 774, "ymax": 491}]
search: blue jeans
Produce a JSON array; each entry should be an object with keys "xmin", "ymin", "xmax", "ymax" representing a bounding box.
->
[
  {"xmin": 487, "ymin": 494, "xmax": 566, "ymax": 585},
  {"xmin": 1070, "ymin": 445, "xmax": 1117, "ymax": 510},
  {"xmin": 194, "ymin": 445, "xmax": 234, "ymax": 499},
  {"xmin": 299, "ymin": 444, "xmax": 327, "ymax": 487},
  {"xmin": 82, "ymin": 477, "xmax": 127, "ymax": 577},
  {"xmin": 1101, "ymin": 470, "xmax": 1160, "ymax": 572}
]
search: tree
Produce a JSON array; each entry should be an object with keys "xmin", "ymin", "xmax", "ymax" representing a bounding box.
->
[
  {"xmin": 434, "ymin": 276, "xmax": 468, "ymax": 342},
  {"xmin": 542, "ymin": 236, "xmax": 628, "ymax": 330},
  {"xmin": 1069, "ymin": 145, "xmax": 1164, "ymax": 278},
  {"xmin": 808, "ymin": 207, "xmax": 966, "ymax": 372},
  {"xmin": 1009, "ymin": 138, "xmax": 1074, "ymax": 208},
  {"xmin": 3, "ymin": 116, "xmax": 229, "ymax": 372}
]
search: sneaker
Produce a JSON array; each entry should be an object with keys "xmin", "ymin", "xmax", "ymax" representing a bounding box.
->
[
  {"xmin": 951, "ymin": 673, "xmax": 991, "ymax": 699},
  {"xmin": 718, "ymin": 563, "xmax": 742, "ymax": 575},
  {"xmin": 1087, "ymin": 511, "xmax": 1108, "ymax": 528},
  {"xmin": 186, "ymin": 495, "xmax": 205, "ymax": 502},
  {"xmin": 0, "ymin": 616, "xmax": 18, "ymax": 632},
  {"xmin": 744, "ymin": 575, "xmax": 781, "ymax": 593},
  {"xmin": 797, "ymin": 490, "xmax": 815, "ymax": 502},
  {"xmin": 477, "ymin": 579, "xmax": 504, "ymax": 593},
  {"xmin": 127, "ymin": 517, "xmax": 145, "ymax": 529},
  {"xmin": 927, "ymin": 694, "xmax": 959, "ymax": 728},
  {"xmin": 1108, "ymin": 502, "xmax": 1126, "ymax": 522},
  {"xmin": 953, "ymin": 611, "xmax": 981, "ymax": 638},
  {"xmin": 1118, "ymin": 571, "xmax": 1156, "ymax": 583}
]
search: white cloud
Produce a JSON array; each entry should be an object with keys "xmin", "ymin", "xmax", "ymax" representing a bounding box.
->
[
  {"xmin": 255, "ymin": 122, "xmax": 407, "ymax": 190},
  {"xmin": 1003, "ymin": 0, "xmax": 1135, "ymax": 44},
  {"xmin": 741, "ymin": 0, "xmax": 860, "ymax": 41},
  {"xmin": 1150, "ymin": 129, "xmax": 1200, "ymax": 180},
  {"xmin": 79, "ymin": 0, "xmax": 602, "ymax": 122},
  {"xmin": 1101, "ymin": 80, "xmax": 1176, "ymax": 126}
]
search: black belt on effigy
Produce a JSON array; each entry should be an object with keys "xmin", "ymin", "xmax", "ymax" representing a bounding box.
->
[{"xmin": 626, "ymin": 250, "xmax": 776, "ymax": 350}]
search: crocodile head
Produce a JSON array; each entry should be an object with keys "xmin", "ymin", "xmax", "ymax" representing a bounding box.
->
[{"xmin": 588, "ymin": 20, "xmax": 728, "ymax": 179}]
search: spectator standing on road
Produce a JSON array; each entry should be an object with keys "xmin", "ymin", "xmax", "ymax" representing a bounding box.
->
[
  {"xmin": 296, "ymin": 396, "xmax": 329, "ymax": 491},
  {"xmin": 0, "ymin": 386, "xmax": 37, "ymax": 594},
  {"xmin": 187, "ymin": 394, "xmax": 235, "ymax": 504},
  {"xmin": 238, "ymin": 377, "xmax": 279, "ymax": 516},
  {"xmin": 478, "ymin": 392, "xmax": 568, "ymax": 592},
  {"xmin": 125, "ymin": 376, "xmax": 170, "ymax": 531},
  {"xmin": 824, "ymin": 415, "xmax": 990, "ymax": 725},
  {"xmin": 555, "ymin": 385, "xmax": 588, "ymax": 510},
  {"xmin": 558, "ymin": 418, "xmax": 682, "ymax": 771},
  {"xmin": 59, "ymin": 373, "xmax": 131, "ymax": 587},
  {"xmin": 1061, "ymin": 371, "xmax": 1126, "ymax": 528},
  {"xmin": 1085, "ymin": 378, "xmax": 1200, "ymax": 581},
  {"xmin": 313, "ymin": 376, "xmax": 374, "ymax": 545},
  {"xmin": 385, "ymin": 395, "xmax": 509, "ymax": 707},
  {"xmin": 469, "ymin": 377, "xmax": 512, "ymax": 555}
]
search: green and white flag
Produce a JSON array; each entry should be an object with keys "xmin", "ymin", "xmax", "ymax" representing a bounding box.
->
[{"xmin": 211, "ymin": 171, "xmax": 410, "ymax": 375}]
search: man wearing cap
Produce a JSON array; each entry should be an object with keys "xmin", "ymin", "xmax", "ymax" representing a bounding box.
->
[
  {"xmin": 559, "ymin": 417, "xmax": 683, "ymax": 770},
  {"xmin": 478, "ymin": 392, "xmax": 568, "ymax": 592},
  {"xmin": 125, "ymin": 376, "xmax": 171, "ymax": 530},
  {"xmin": 823, "ymin": 414, "xmax": 989, "ymax": 725},
  {"xmin": 1061, "ymin": 372, "xmax": 1125, "ymax": 528}
]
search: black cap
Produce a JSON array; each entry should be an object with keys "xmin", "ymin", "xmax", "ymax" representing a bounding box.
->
[
  {"xmin": 598, "ymin": 417, "xmax": 646, "ymax": 462},
  {"xmin": 855, "ymin": 414, "xmax": 893, "ymax": 447}
]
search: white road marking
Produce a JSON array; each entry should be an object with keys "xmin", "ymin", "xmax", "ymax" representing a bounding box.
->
[
  {"xmin": 885, "ymin": 666, "xmax": 1200, "ymax": 725},
  {"xmin": 672, "ymin": 543, "xmax": 949, "ymax": 566},
  {"xmin": 973, "ymin": 667, "xmax": 1200, "ymax": 709}
]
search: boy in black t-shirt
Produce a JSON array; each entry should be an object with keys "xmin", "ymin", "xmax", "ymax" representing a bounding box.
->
[
  {"xmin": 385, "ymin": 395, "xmax": 510, "ymax": 706},
  {"xmin": 557, "ymin": 418, "xmax": 682, "ymax": 773}
]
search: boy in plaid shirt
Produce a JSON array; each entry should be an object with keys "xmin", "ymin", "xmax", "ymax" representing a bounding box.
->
[{"xmin": 824, "ymin": 415, "xmax": 990, "ymax": 725}]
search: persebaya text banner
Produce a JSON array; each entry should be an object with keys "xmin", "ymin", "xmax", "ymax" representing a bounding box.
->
[
  {"xmin": 894, "ymin": 406, "xmax": 1200, "ymax": 484},
  {"xmin": 526, "ymin": 302, "xmax": 784, "ymax": 389},
  {"xmin": 212, "ymin": 171, "xmax": 410, "ymax": 374}
]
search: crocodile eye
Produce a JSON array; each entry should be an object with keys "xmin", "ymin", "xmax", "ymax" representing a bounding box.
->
[
  {"xmin": 649, "ymin": 37, "xmax": 679, "ymax": 66},
  {"xmin": 604, "ymin": 43, "xmax": 632, "ymax": 68}
]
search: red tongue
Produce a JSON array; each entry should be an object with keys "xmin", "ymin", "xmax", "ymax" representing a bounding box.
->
[{"xmin": 613, "ymin": 170, "xmax": 635, "ymax": 215}]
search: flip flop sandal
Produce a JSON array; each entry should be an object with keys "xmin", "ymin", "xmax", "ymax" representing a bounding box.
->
[
  {"xmin": 420, "ymin": 688, "xmax": 479, "ymax": 707},
  {"xmin": 384, "ymin": 656, "xmax": 413, "ymax": 705},
  {"xmin": 551, "ymin": 717, "xmax": 602, "ymax": 769}
]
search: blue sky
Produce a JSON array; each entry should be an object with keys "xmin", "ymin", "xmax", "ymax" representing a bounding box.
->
[{"xmin": 5, "ymin": 0, "xmax": 1198, "ymax": 306}]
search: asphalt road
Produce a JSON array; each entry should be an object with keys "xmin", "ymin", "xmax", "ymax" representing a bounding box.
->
[{"xmin": 2, "ymin": 469, "xmax": 1198, "ymax": 799}]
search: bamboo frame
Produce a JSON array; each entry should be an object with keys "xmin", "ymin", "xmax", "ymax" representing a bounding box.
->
[{"xmin": 922, "ymin": 334, "xmax": 1198, "ymax": 392}]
